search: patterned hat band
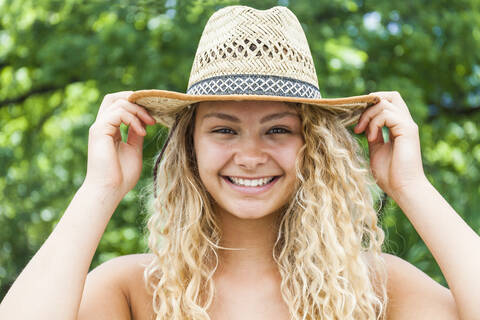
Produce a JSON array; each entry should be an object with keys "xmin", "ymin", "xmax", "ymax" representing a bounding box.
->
[{"xmin": 186, "ymin": 74, "xmax": 322, "ymax": 99}]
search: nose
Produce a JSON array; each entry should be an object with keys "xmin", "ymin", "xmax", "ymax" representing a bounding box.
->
[{"xmin": 233, "ymin": 137, "xmax": 268, "ymax": 170}]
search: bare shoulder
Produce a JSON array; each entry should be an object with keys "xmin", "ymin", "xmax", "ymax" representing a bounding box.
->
[
  {"xmin": 380, "ymin": 252, "xmax": 460, "ymax": 320},
  {"xmin": 79, "ymin": 253, "xmax": 155, "ymax": 320}
]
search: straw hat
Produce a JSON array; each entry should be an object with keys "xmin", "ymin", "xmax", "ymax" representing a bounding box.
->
[{"xmin": 128, "ymin": 5, "xmax": 379, "ymax": 128}]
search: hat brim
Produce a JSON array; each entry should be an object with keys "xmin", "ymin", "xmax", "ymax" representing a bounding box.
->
[{"xmin": 128, "ymin": 89, "xmax": 380, "ymax": 128}]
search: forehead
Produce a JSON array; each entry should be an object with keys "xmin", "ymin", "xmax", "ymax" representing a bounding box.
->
[{"xmin": 195, "ymin": 100, "xmax": 298, "ymax": 120}]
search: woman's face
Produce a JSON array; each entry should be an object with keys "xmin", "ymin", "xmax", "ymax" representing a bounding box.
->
[{"xmin": 193, "ymin": 100, "xmax": 304, "ymax": 219}]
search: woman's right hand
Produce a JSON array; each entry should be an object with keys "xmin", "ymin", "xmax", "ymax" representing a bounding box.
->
[{"xmin": 83, "ymin": 91, "xmax": 156, "ymax": 200}]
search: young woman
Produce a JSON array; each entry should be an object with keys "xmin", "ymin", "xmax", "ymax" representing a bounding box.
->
[{"xmin": 1, "ymin": 5, "xmax": 479, "ymax": 320}]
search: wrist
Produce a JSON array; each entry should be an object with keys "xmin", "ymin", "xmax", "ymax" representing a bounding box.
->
[
  {"xmin": 390, "ymin": 176, "xmax": 433, "ymax": 205},
  {"xmin": 79, "ymin": 179, "xmax": 125, "ymax": 205}
]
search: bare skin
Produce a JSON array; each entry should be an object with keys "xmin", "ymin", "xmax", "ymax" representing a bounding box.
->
[
  {"xmin": 2, "ymin": 91, "xmax": 476, "ymax": 319},
  {"xmin": 80, "ymin": 250, "xmax": 458, "ymax": 320},
  {"xmin": 80, "ymin": 96, "xmax": 462, "ymax": 319}
]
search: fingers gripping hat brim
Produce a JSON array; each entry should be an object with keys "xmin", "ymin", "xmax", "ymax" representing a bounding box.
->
[{"xmin": 128, "ymin": 89, "xmax": 380, "ymax": 128}]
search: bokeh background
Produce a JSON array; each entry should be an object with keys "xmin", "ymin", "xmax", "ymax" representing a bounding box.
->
[{"xmin": 1, "ymin": 0, "xmax": 479, "ymax": 299}]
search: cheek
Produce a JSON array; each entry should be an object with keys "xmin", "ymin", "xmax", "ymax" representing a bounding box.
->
[
  {"xmin": 195, "ymin": 138, "xmax": 232, "ymax": 178},
  {"xmin": 272, "ymin": 140, "xmax": 303, "ymax": 174}
]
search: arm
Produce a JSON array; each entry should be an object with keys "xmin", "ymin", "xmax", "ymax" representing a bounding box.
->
[
  {"xmin": 0, "ymin": 184, "xmax": 120, "ymax": 319},
  {"xmin": 390, "ymin": 179, "xmax": 480, "ymax": 319},
  {"xmin": 355, "ymin": 91, "xmax": 479, "ymax": 319},
  {"xmin": 0, "ymin": 91, "xmax": 156, "ymax": 319}
]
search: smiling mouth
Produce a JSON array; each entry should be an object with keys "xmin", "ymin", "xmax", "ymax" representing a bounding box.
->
[{"xmin": 224, "ymin": 176, "xmax": 279, "ymax": 187}]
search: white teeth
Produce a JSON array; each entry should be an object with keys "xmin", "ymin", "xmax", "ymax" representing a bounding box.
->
[{"xmin": 229, "ymin": 176, "xmax": 275, "ymax": 187}]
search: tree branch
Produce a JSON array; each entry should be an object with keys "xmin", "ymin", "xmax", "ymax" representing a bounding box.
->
[{"xmin": 0, "ymin": 78, "xmax": 81, "ymax": 109}]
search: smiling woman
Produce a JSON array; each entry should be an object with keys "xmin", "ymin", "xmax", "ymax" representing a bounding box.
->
[
  {"xmin": 144, "ymin": 98, "xmax": 388, "ymax": 319},
  {"xmin": 2, "ymin": 4, "xmax": 477, "ymax": 320}
]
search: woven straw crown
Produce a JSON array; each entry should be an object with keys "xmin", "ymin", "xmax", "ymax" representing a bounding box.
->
[
  {"xmin": 128, "ymin": 6, "xmax": 379, "ymax": 127},
  {"xmin": 187, "ymin": 6, "xmax": 319, "ymax": 96}
]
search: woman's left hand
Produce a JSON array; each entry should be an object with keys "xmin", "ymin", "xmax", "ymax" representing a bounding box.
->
[{"xmin": 353, "ymin": 91, "xmax": 427, "ymax": 199}]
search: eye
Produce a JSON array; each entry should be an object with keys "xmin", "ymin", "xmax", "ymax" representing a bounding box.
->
[
  {"xmin": 212, "ymin": 128, "xmax": 236, "ymax": 134},
  {"xmin": 268, "ymin": 127, "xmax": 290, "ymax": 134}
]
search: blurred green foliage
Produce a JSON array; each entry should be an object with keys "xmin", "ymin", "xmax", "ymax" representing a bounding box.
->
[{"xmin": 1, "ymin": 0, "xmax": 479, "ymax": 299}]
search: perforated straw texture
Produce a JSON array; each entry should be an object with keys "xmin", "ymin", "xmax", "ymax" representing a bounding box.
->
[
  {"xmin": 187, "ymin": 6, "xmax": 318, "ymax": 91},
  {"xmin": 128, "ymin": 6, "xmax": 379, "ymax": 128}
]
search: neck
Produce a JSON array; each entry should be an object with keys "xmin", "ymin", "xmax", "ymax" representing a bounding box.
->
[{"xmin": 215, "ymin": 207, "xmax": 281, "ymax": 278}]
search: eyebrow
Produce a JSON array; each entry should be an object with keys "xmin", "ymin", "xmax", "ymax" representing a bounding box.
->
[{"xmin": 202, "ymin": 111, "xmax": 298, "ymax": 124}]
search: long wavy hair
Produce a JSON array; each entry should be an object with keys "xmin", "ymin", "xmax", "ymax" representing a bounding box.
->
[{"xmin": 143, "ymin": 102, "xmax": 388, "ymax": 319}]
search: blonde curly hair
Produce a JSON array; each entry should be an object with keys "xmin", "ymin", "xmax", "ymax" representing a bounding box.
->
[{"xmin": 143, "ymin": 102, "xmax": 388, "ymax": 319}]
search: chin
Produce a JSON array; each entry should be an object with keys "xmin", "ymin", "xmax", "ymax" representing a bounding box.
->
[
  {"xmin": 219, "ymin": 202, "xmax": 281, "ymax": 220},
  {"xmin": 231, "ymin": 211, "xmax": 271, "ymax": 220}
]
